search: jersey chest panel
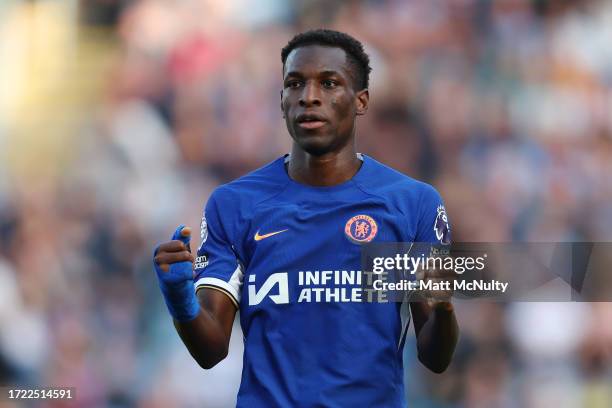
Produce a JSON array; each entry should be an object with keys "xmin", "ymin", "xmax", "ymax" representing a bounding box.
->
[{"xmin": 238, "ymin": 195, "xmax": 415, "ymax": 314}]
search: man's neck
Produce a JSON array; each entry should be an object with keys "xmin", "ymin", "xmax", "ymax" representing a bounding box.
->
[{"xmin": 287, "ymin": 146, "xmax": 362, "ymax": 187}]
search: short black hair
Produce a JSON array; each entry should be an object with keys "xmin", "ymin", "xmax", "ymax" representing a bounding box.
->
[{"xmin": 281, "ymin": 29, "xmax": 372, "ymax": 91}]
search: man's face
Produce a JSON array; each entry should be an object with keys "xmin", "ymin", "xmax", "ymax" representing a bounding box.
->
[{"xmin": 281, "ymin": 45, "xmax": 368, "ymax": 156}]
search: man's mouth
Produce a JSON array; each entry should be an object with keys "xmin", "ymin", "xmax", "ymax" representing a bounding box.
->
[
  {"xmin": 298, "ymin": 120, "xmax": 326, "ymax": 129},
  {"xmin": 296, "ymin": 113, "xmax": 327, "ymax": 130}
]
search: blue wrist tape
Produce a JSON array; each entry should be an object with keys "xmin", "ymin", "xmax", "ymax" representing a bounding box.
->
[{"xmin": 154, "ymin": 225, "xmax": 200, "ymax": 322}]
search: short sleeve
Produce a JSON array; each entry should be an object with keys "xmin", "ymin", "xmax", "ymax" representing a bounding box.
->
[
  {"xmin": 415, "ymin": 184, "xmax": 451, "ymax": 245},
  {"xmin": 193, "ymin": 191, "xmax": 243, "ymax": 307}
]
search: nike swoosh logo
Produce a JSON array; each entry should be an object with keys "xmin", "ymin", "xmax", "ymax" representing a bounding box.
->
[{"xmin": 254, "ymin": 229, "xmax": 288, "ymax": 241}]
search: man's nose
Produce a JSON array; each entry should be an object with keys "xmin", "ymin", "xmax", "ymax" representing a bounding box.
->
[{"xmin": 299, "ymin": 82, "xmax": 322, "ymax": 107}]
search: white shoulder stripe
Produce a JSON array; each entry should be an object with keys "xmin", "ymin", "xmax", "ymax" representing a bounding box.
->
[
  {"xmin": 398, "ymin": 294, "xmax": 411, "ymax": 350},
  {"xmin": 194, "ymin": 264, "xmax": 243, "ymax": 303}
]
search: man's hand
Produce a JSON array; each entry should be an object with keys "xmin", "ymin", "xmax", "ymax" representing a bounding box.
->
[
  {"xmin": 155, "ymin": 226, "xmax": 238, "ymax": 369},
  {"xmin": 154, "ymin": 225, "xmax": 195, "ymax": 284},
  {"xmin": 153, "ymin": 225, "xmax": 200, "ymax": 322},
  {"xmin": 410, "ymin": 257, "xmax": 459, "ymax": 373},
  {"xmin": 413, "ymin": 262, "xmax": 456, "ymax": 310}
]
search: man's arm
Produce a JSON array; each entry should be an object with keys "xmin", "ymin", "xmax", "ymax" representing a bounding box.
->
[
  {"xmin": 410, "ymin": 188, "xmax": 458, "ymax": 372},
  {"xmin": 174, "ymin": 289, "xmax": 237, "ymax": 369},
  {"xmin": 154, "ymin": 226, "xmax": 237, "ymax": 369},
  {"xmin": 410, "ymin": 301, "xmax": 459, "ymax": 374}
]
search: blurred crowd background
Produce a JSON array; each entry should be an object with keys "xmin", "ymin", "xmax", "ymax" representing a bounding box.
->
[{"xmin": 1, "ymin": 0, "xmax": 611, "ymax": 406}]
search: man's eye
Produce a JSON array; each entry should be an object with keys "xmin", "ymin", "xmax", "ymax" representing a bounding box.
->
[
  {"xmin": 322, "ymin": 80, "xmax": 338, "ymax": 88},
  {"xmin": 287, "ymin": 81, "xmax": 302, "ymax": 89}
]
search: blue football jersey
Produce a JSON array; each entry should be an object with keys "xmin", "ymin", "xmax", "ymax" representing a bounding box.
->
[{"xmin": 193, "ymin": 154, "xmax": 450, "ymax": 407}]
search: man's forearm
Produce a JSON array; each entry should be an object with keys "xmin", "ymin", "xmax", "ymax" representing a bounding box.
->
[
  {"xmin": 174, "ymin": 307, "xmax": 229, "ymax": 369},
  {"xmin": 173, "ymin": 289, "xmax": 237, "ymax": 369},
  {"xmin": 416, "ymin": 302, "xmax": 459, "ymax": 373}
]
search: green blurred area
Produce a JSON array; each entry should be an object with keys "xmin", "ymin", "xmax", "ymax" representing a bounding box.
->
[{"xmin": 0, "ymin": 0, "xmax": 118, "ymax": 183}]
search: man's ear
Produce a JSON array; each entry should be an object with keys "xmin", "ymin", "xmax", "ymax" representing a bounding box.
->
[
  {"xmin": 356, "ymin": 89, "xmax": 369, "ymax": 116},
  {"xmin": 280, "ymin": 89, "xmax": 285, "ymax": 118}
]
